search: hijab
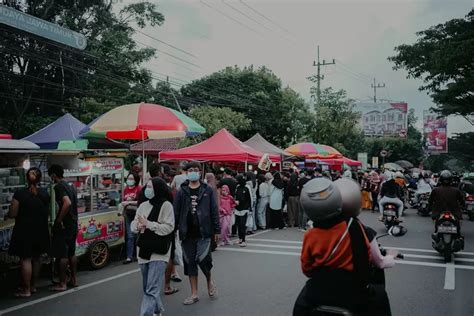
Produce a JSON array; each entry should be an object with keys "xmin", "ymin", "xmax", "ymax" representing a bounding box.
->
[
  {"xmin": 149, "ymin": 177, "xmax": 173, "ymax": 207},
  {"xmin": 272, "ymin": 172, "xmax": 284, "ymax": 190}
]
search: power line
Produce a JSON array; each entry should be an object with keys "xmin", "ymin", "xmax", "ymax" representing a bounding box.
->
[
  {"xmin": 239, "ymin": 0, "xmax": 293, "ymax": 35},
  {"xmin": 309, "ymin": 45, "xmax": 335, "ymax": 108},
  {"xmin": 335, "ymin": 59, "xmax": 372, "ymax": 81},
  {"xmin": 135, "ymin": 39, "xmax": 201, "ymax": 69},
  {"xmin": 200, "ymin": 0, "xmax": 262, "ymax": 35},
  {"xmin": 133, "ymin": 28, "xmax": 198, "ymax": 59}
]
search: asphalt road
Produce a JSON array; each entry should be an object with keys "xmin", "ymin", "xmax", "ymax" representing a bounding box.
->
[{"xmin": 1, "ymin": 209, "xmax": 473, "ymax": 316}]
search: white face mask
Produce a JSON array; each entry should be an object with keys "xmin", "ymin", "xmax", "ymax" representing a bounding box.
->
[
  {"xmin": 144, "ymin": 187, "xmax": 154, "ymax": 200},
  {"xmin": 126, "ymin": 180, "xmax": 135, "ymax": 187}
]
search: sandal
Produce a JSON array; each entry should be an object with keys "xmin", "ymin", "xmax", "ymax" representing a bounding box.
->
[
  {"xmin": 49, "ymin": 285, "xmax": 67, "ymax": 292},
  {"xmin": 14, "ymin": 291, "xmax": 31, "ymax": 298},
  {"xmin": 183, "ymin": 296, "xmax": 199, "ymax": 305},
  {"xmin": 208, "ymin": 282, "xmax": 217, "ymax": 298},
  {"xmin": 171, "ymin": 274, "xmax": 182, "ymax": 282},
  {"xmin": 164, "ymin": 287, "xmax": 179, "ymax": 295}
]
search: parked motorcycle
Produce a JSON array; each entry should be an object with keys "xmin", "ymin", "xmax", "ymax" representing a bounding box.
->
[
  {"xmin": 311, "ymin": 226, "xmax": 406, "ymax": 316},
  {"xmin": 417, "ymin": 192, "xmax": 431, "ymax": 216},
  {"xmin": 432, "ymin": 211, "xmax": 464, "ymax": 263}
]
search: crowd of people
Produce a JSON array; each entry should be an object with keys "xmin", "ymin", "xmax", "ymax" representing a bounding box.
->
[{"xmin": 3, "ymin": 159, "xmax": 470, "ymax": 316}]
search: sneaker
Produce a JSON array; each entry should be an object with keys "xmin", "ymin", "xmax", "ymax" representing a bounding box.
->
[
  {"xmin": 219, "ymin": 242, "xmax": 225, "ymax": 247},
  {"xmin": 235, "ymin": 239, "xmax": 242, "ymax": 245},
  {"xmin": 240, "ymin": 242, "xmax": 247, "ymax": 247},
  {"xmin": 122, "ymin": 258, "xmax": 133, "ymax": 265}
]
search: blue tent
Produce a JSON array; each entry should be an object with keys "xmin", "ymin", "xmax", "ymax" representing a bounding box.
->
[{"xmin": 23, "ymin": 113, "xmax": 86, "ymax": 149}]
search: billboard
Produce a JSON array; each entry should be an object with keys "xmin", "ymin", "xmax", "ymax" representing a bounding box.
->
[
  {"xmin": 423, "ymin": 111, "xmax": 448, "ymax": 154},
  {"xmin": 353, "ymin": 102, "xmax": 408, "ymax": 137}
]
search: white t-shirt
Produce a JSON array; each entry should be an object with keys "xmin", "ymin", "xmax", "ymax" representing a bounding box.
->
[
  {"xmin": 171, "ymin": 174, "xmax": 188, "ymax": 191},
  {"xmin": 131, "ymin": 200, "xmax": 175, "ymax": 264}
]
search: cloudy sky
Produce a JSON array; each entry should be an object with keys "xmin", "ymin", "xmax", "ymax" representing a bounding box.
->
[{"xmin": 128, "ymin": 0, "xmax": 473, "ymax": 135}]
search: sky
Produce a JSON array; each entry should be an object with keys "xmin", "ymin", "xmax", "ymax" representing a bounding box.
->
[{"xmin": 125, "ymin": 0, "xmax": 474, "ymax": 135}]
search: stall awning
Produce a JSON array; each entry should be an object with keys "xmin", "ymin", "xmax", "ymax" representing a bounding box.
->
[
  {"xmin": 23, "ymin": 113, "xmax": 86, "ymax": 149},
  {"xmin": 130, "ymin": 138, "xmax": 180, "ymax": 155},
  {"xmin": 160, "ymin": 129, "xmax": 281, "ymax": 163},
  {"xmin": 244, "ymin": 133, "xmax": 291, "ymax": 157},
  {"xmin": 0, "ymin": 139, "xmax": 40, "ymax": 150}
]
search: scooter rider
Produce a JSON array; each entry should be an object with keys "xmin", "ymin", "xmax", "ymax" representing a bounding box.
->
[
  {"xmin": 293, "ymin": 177, "xmax": 396, "ymax": 316},
  {"xmin": 415, "ymin": 172, "xmax": 435, "ymax": 203},
  {"xmin": 378, "ymin": 171, "xmax": 404, "ymax": 220},
  {"xmin": 429, "ymin": 170, "xmax": 464, "ymax": 240}
]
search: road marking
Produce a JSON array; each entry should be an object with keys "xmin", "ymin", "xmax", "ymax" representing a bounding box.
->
[
  {"xmin": 403, "ymin": 253, "xmax": 474, "ymax": 263},
  {"xmin": 249, "ymin": 238, "xmax": 302, "ymax": 244},
  {"xmin": 218, "ymin": 247, "xmax": 300, "ymax": 257},
  {"xmin": 219, "ymin": 248, "xmax": 474, "ymax": 270},
  {"xmin": 246, "ymin": 230, "xmax": 272, "ymax": 239},
  {"xmin": 444, "ymin": 262, "xmax": 455, "ymax": 290},
  {"xmin": 385, "ymin": 246, "xmax": 474, "ymax": 256},
  {"xmin": 246, "ymin": 243, "xmax": 302, "ymax": 250},
  {"xmin": 0, "ymin": 268, "xmax": 140, "ymax": 315}
]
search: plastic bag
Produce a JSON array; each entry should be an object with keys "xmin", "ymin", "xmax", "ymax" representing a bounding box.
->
[
  {"xmin": 246, "ymin": 211, "xmax": 254, "ymax": 229},
  {"xmin": 173, "ymin": 232, "xmax": 183, "ymax": 266}
]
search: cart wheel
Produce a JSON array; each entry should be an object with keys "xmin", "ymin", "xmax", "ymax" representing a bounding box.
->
[{"xmin": 88, "ymin": 242, "xmax": 109, "ymax": 270}]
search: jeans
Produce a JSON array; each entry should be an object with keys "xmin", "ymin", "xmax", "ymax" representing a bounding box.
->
[
  {"xmin": 379, "ymin": 196, "xmax": 404, "ymax": 218},
  {"xmin": 125, "ymin": 214, "xmax": 136, "ymax": 260},
  {"xmin": 139, "ymin": 261, "xmax": 167, "ymax": 316},
  {"xmin": 256, "ymin": 197, "xmax": 269, "ymax": 228},
  {"xmin": 298, "ymin": 204, "xmax": 308, "ymax": 230}
]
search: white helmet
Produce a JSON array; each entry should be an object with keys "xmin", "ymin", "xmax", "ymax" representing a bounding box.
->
[
  {"xmin": 333, "ymin": 178, "xmax": 362, "ymax": 217},
  {"xmin": 395, "ymin": 171, "xmax": 404, "ymax": 179},
  {"xmin": 384, "ymin": 171, "xmax": 394, "ymax": 181},
  {"xmin": 300, "ymin": 178, "xmax": 342, "ymax": 223},
  {"xmin": 343, "ymin": 170, "xmax": 352, "ymax": 178}
]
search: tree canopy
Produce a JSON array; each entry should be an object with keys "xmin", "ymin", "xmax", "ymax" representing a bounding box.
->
[
  {"xmin": 0, "ymin": 0, "xmax": 164, "ymax": 137},
  {"xmin": 389, "ymin": 9, "xmax": 474, "ymax": 117}
]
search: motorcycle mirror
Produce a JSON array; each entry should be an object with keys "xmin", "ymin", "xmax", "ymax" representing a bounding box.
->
[{"xmin": 388, "ymin": 225, "xmax": 407, "ymax": 237}]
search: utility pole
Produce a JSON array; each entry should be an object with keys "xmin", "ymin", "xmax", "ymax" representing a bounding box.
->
[
  {"xmin": 310, "ymin": 45, "xmax": 335, "ymax": 108},
  {"xmin": 371, "ymin": 78, "xmax": 385, "ymax": 103}
]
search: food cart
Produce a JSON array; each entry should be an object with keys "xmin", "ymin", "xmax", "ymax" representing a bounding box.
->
[
  {"xmin": 1, "ymin": 144, "xmax": 128, "ymax": 272},
  {"xmin": 0, "ymin": 139, "xmax": 41, "ymax": 274},
  {"xmin": 47, "ymin": 150, "xmax": 127, "ymax": 269}
]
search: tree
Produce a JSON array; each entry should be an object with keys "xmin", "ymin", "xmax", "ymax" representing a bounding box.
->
[
  {"xmin": 389, "ymin": 9, "xmax": 474, "ymax": 116},
  {"xmin": 306, "ymin": 88, "xmax": 365, "ymax": 158},
  {"xmin": 0, "ymin": 1, "xmax": 164, "ymax": 137},
  {"xmin": 178, "ymin": 106, "xmax": 251, "ymax": 147},
  {"xmin": 180, "ymin": 66, "xmax": 311, "ymax": 147}
]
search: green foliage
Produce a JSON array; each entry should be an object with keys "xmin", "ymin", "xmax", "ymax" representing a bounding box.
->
[
  {"xmin": 189, "ymin": 106, "xmax": 251, "ymax": 138},
  {"xmin": 306, "ymin": 88, "xmax": 365, "ymax": 158},
  {"xmin": 0, "ymin": 1, "xmax": 164, "ymax": 136},
  {"xmin": 389, "ymin": 9, "xmax": 474, "ymax": 116},
  {"xmin": 180, "ymin": 65, "xmax": 311, "ymax": 147}
]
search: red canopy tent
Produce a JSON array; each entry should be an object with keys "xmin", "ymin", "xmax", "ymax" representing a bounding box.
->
[{"xmin": 159, "ymin": 129, "xmax": 281, "ymax": 163}]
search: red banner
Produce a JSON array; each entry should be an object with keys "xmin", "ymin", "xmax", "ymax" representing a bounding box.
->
[{"xmin": 423, "ymin": 111, "xmax": 448, "ymax": 154}]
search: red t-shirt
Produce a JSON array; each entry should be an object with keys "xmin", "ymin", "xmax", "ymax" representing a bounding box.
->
[{"xmin": 123, "ymin": 185, "xmax": 141, "ymax": 202}]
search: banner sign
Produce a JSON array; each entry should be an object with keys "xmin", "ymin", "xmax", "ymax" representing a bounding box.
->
[
  {"xmin": 357, "ymin": 153, "xmax": 368, "ymax": 170},
  {"xmin": 353, "ymin": 102, "xmax": 408, "ymax": 137},
  {"xmin": 423, "ymin": 111, "xmax": 448, "ymax": 154},
  {"xmin": 372, "ymin": 157, "xmax": 379, "ymax": 169},
  {"xmin": 0, "ymin": 4, "xmax": 87, "ymax": 50}
]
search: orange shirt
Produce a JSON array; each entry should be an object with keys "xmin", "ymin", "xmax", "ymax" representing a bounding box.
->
[
  {"xmin": 395, "ymin": 178, "xmax": 406, "ymax": 187},
  {"xmin": 301, "ymin": 220, "xmax": 371, "ymax": 277}
]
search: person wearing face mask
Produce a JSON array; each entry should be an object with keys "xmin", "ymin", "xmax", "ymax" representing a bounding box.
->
[
  {"xmin": 6, "ymin": 167, "xmax": 50, "ymax": 297},
  {"xmin": 131, "ymin": 177, "xmax": 175, "ymax": 316},
  {"xmin": 174, "ymin": 161, "xmax": 220, "ymax": 305},
  {"xmin": 122, "ymin": 172, "xmax": 142, "ymax": 264}
]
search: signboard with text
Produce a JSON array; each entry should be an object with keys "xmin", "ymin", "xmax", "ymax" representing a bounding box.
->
[{"xmin": 423, "ymin": 110, "xmax": 448, "ymax": 154}]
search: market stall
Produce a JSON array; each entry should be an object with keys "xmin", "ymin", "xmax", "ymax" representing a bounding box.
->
[
  {"xmin": 0, "ymin": 139, "xmax": 41, "ymax": 272},
  {"xmin": 47, "ymin": 150, "xmax": 128, "ymax": 269},
  {"xmin": 159, "ymin": 129, "xmax": 281, "ymax": 169}
]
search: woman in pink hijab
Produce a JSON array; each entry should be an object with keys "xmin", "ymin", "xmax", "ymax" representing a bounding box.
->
[{"xmin": 218, "ymin": 185, "xmax": 236, "ymax": 246}]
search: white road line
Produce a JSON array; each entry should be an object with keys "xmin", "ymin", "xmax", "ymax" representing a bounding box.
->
[
  {"xmin": 385, "ymin": 246, "xmax": 474, "ymax": 256},
  {"xmin": 218, "ymin": 247, "xmax": 300, "ymax": 257},
  {"xmin": 403, "ymin": 253, "xmax": 474, "ymax": 263},
  {"xmin": 246, "ymin": 243, "xmax": 302, "ymax": 250},
  {"xmin": 0, "ymin": 268, "xmax": 140, "ymax": 315},
  {"xmin": 444, "ymin": 262, "xmax": 456, "ymax": 290},
  {"xmin": 248, "ymin": 238, "xmax": 302, "ymax": 244},
  {"xmin": 218, "ymin": 248, "xmax": 474, "ymax": 271},
  {"xmin": 246, "ymin": 230, "xmax": 272, "ymax": 239}
]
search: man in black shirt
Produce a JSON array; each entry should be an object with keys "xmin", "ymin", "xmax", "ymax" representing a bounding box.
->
[{"xmin": 48, "ymin": 164, "xmax": 78, "ymax": 291}]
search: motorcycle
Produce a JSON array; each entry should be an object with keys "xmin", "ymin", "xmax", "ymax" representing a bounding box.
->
[
  {"xmin": 465, "ymin": 194, "xmax": 474, "ymax": 221},
  {"xmin": 417, "ymin": 192, "xmax": 431, "ymax": 217},
  {"xmin": 432, "ymin": 211, "xmax": 464, "ymax": 263},
  {"xmin": 407, "ymin": 188, "xmax": 417, "ymax": 208},
  {"xmin": 381, "ymin": 203, "xmax": 400, "ymax": 230},
  {"xmin": 311, "ymin": 226, "xmax": 405, "ymax": 316}
]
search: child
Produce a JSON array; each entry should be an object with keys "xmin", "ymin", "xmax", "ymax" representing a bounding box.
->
[{"xmin": 219, "ymin": 185, "xmax": 236, "ymax": 246}]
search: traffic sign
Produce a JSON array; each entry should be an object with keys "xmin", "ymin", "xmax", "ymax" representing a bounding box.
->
[
  {"xmin": 0, "ymin": 4, "xmax": 87, "ymax": 50},
  {"xmin": 380, "ymin": 150, "xmax": 388, "ymax": 157}
]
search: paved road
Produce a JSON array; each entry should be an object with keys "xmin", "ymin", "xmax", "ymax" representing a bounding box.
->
[{"xmin": 1, "ymin": 209, "xmax": 474, "ymax": 316}]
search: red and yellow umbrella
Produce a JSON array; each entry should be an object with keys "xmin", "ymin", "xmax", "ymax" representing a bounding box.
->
[
  {"xmin": 285, "ymin": 142, "xmax": 342, "ymax": 159},
  {"xmin": 81, "ymin": 103, "xmax": 205, "ymax": 140}
]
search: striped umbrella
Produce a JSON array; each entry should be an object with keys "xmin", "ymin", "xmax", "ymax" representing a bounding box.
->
[
  {"xmin": 81, "ymin": 103, "xmax": 205, "ymax": 140},
  {"xmin": 285, "ymin": 142, "xmax": 342, "ymax": 159}
]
